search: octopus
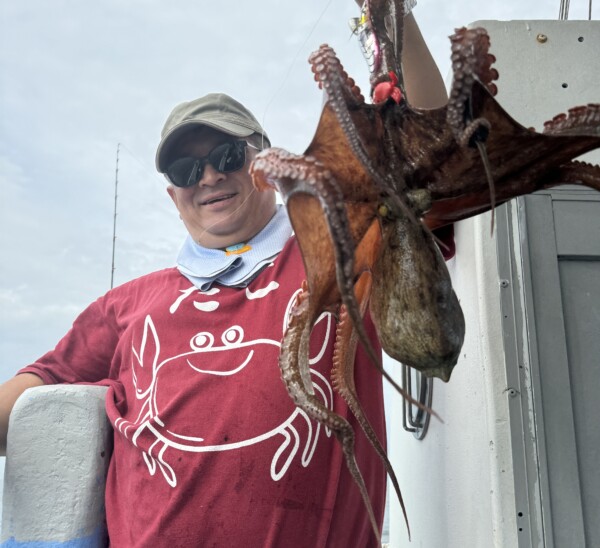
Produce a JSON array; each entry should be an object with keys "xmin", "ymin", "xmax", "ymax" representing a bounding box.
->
[{"xmin": 251, "ymin": 0, "xmax": 600, "ymax": 543}]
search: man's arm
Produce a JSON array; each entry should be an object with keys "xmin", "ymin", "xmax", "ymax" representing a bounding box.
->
[
  {"xmin": 0, "ymin": 373, "xmax": 45, "ymax": 455},
  {"xmin": 402, "ymin": 13, "xmax": 447, "ymax": 109}
]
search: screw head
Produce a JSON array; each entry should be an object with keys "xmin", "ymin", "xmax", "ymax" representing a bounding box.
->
[{"xmin": 537, "ymin": 34, "xmax": 548, "ymax": 43}]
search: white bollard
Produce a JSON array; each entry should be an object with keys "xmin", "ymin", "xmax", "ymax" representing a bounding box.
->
[{"xmin": 1, "ymin": 385, "xmax": 111, "ymax": 547}]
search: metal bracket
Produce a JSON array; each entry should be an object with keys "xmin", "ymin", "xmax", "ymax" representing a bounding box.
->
[{"xmin": 401, "ymin": 364, "xmax": 434, "ymax": 440}]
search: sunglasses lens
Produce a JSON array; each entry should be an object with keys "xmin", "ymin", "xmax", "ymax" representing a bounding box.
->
[
  {"xmin": 166, "ymin": 141, "xmax": 248, "ymax": 187},
  {"xmin": 210, "ymin": 142, "xmax": 246, "ymax": 173},
  {"xmin": 166, "ymin": 158, "xmax": 200, "ymax": 187}
]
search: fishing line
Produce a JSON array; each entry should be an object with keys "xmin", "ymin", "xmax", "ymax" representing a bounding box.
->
[
  {"xmin": 118, "ymin": 142, "xmax": 175, "ymax": 221},
  {"xmin": 119, "ymin": 142, "xmax": 170, "ymax": 190},
  {"xmin": 195, "ymin": 187, "xmax": 260, "ymax": 244}
]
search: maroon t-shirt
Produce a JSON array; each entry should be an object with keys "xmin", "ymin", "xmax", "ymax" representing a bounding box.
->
[{"xmin": 20, "ymin": 238, "xmax": 386, "ymax": 547}]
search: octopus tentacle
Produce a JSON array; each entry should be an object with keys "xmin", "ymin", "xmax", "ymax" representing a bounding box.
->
[
  {"xmin": 252, "ymin": 148, "xmax": 382, "ymax": 372},
  {"xmin": 543, "ymin": 104, "xmax": 600, "ymax": 135},
  {"xmin": 424, "ymin": 79, "xmax": 600, "ymax": 213},
  {"xmin": 310, "ymin": 48, "xmax": 364, "ymax": 107},
  {"xmin": 254, "ymin": 151, "xmax": 420, "ymax": 542},
  {"xmin": 309, "ymin": 44, "xmax": 412, "ymax": 220},
  {"xmin": 446, "ymin": 27, "xmax": 500, "ymax": 224},
  {"xmin": 309, "ymin": 46, "xmax": 382, "ymax": 186},
  {"xmin": 447, "ymin": 27, "xmax": 498, "ymax": 142},
  {"xmin": 457, "ymin": 117, "xmax": 491, "ymax": 149},
  {"xmin": 554, "ymin": 161, "xmax": 600, "ymax": 191},
  {"xmin": 424, "ymin": 160, "xmax": 600, "ymax": 229},
  {"xmin": 282, "ymin": 289, "xmax": 382, "ymax": 545},
  {"xmin": 333, "ymin": 277, "xmax": 411, "ymax": 539}
]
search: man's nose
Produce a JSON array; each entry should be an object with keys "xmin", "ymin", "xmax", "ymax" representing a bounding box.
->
[{"xmin": 198, "ymin": 164, "xmax": 226, "ymax": 187}]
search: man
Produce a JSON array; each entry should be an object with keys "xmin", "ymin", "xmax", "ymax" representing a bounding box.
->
[
  {"xmin": 0, "ymin": 92, "xmax": 386, "ymax": 546},
  {"xmin": 0, "ymin": 10, "xmax": 446, "ymax": 547}
]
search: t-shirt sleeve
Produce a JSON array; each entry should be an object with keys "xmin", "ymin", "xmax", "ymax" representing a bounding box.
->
[{"xmin": 18, "ymin": 295, "xmax": 119, "ymax": 385}]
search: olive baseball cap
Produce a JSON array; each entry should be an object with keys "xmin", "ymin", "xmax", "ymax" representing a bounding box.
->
[{"xmin": 155, "ymin": 93, "xmax": 270, "ymax": 172}]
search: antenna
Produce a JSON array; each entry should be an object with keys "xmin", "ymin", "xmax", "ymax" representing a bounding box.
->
[{"xmin": 110, "ymin": 143, "xmax": 120, "ymax": 289}]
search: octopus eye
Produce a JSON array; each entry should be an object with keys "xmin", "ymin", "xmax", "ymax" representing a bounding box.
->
[
  {"xmin": 190, "ymin": 332, "xmax": 214, "ymax": 350},
  {"xmin": 222, "ymin": 326, "xmax": 244, "ymax": 346}
]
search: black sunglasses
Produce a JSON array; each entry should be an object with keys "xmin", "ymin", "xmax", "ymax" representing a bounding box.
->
[{"xmin": 166, "ymin": 140, "xmax": 259, "ymax": 188}]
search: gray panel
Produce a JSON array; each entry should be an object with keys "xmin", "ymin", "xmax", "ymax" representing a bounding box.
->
[
  {"xmin": 557, "ymin": 259, "xmax": 600, "ymax": 548},
  {"xmin": 522, "ymin": 195, "xmax": 586, "ymax": 548},
  {"xmin": 553, "ymin": 198, "xmax": 600, "ymax": 257}
]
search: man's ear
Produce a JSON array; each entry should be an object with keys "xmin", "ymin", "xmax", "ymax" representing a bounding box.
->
[{"xmin": 166, "ymin": 185, "xmax": 177, "ymax": 206}]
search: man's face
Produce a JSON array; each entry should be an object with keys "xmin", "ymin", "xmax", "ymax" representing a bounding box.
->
[{"xmin": 166, "ymin": 127, "xmax": 276, "ymax": 249}]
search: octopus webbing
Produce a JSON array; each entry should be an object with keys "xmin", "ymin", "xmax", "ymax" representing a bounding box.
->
[{"xmin": 251, "ymin": 0, "xmax": 600, "ymax": 543}]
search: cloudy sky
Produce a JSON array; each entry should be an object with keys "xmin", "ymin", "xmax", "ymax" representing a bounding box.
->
[{"xmin": 0, "ymin": 0, "xmax": 597, "ymax": 378}]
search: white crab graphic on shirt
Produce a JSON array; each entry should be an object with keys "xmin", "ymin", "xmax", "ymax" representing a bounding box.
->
[{"xmin": 114, "ymin": 281, "xmax": 334, "ymax": 488}]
